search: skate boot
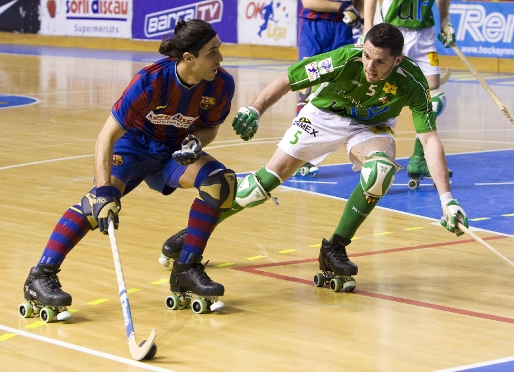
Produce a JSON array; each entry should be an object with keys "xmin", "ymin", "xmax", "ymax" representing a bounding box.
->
[
  {"xmin": 407, "ymin": 155, "xmax": 453, "ymax": 189},
  {"xmin": 158, "ymin": 228, "xmax": 187, "ymax": 267},
  {"xmin": 19, "ymin": 264, "xmax": 73, "ymax": 322},
  {"xmin": 292, "ymin": 162, "xmax": 319, "ymax": 177},
  {"xmin": 165, "ymin": 254, "xmax": 224, "ymax": 314},
  {"xmin": 313, "ymin": 236, "xmax": 358, "ymax": 292}
]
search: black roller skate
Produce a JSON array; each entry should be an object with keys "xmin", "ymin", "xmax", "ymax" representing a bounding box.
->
[
  {"xmin": 407, "ymin": 155, "xmax": 453, "ymax": 189},
  {"xmin": 19, "ymin": 264, "xmax": 73, "ymax": 322},
  {"xmin": 313, "ymin": 236, "xmax": 358, "ymax": 292},
  {"xmin": 165, "ymin": 254, "xmax": 224, "ymax": 314},
  {"xmin": 158, "ymin": 228, "xmax": 187, "ymax": 267}
]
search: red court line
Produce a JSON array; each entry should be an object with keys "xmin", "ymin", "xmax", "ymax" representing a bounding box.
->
[{"xmin": 234, "ymin": 235, "xmax": 514, "ymax": 324}]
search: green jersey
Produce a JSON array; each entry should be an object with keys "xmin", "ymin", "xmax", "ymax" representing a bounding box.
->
[
  {"xmin": 381, "ymin": 0, "xmax": 436, "ymax": 29},
  {"xmin": 287, "ymin": 44, "xmax": 436, "ymax": 134}
]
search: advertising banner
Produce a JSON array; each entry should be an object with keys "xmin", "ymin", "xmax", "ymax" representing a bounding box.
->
[
  {"xmin": 436, "ymin": 1, "xmax": 514, "ymax": 59},
  {"xmin": 39, "ymin": 0, "xmax": 132, "ymax": 38},
  {"xmin": 132, "ymin": 0, "xmax": 237, "ymax": 43},
  {"xmin": 237, "ymin": 0, "xmax": 297, "ymax": 46}
]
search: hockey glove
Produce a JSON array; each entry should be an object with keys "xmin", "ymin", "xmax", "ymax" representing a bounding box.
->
[
  {"xmin": 438, "ymin": 17, "xmax": 455, "ymax": 48},
  {"xmin": 342, "ymin": 5, "xmax": 363, "ymax": 31},
  {"xmin": 172, "ymin": 134, "xmax": 202, "ymax": 165},
  {"xmin": 93, "ymin": 186, "xmax": 121, "ymax": 234},
  {"xmin": 440, "ymin": 199, "xmax": 468, "ymax": 236},
  {"xmin": 232, "ymin": 106, "xmax": 260, "ymax": 141}
]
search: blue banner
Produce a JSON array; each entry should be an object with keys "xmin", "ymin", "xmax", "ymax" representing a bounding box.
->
[
  {"xmin": 436, "ymin": 1, "xmax": 514, "ymax": 59},
  {"xmin": 131, "ymin": 0, "xmax": 237, "ymax": 43}
]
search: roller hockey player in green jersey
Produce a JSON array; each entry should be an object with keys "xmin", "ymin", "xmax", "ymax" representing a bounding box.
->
[
  {"xmin": 160, "ymin": 23, "xmax": 468, "ymax": 293},
  {"xmin": 363, "ymin": 0, "xmax": 456, "ymax": 188}
]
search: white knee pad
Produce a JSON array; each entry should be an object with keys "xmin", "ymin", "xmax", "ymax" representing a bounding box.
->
[
  {"xmin": 431, "ymin": 88, "xmax": 446, "ymax": 118},
  {"xmin": 360, "ymin": 152, "xmax": 401, "ymax": 198},
  {"xmin": 235, "ymin": 173, "xmax": 270, "ymax": 208}
]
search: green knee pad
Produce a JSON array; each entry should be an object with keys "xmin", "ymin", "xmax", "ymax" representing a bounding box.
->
[
  {"xmin": 360, "ymin": 152, "xmax": 401, "ymax": 199},
  {"xmin": 235, "ymin": 167, "xmax": 281, "ymax": 208}
]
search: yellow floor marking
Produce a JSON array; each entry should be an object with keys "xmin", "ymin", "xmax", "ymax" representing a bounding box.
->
[
  {"xmin": 88, "ymin": 298, "xmax": 110, "ymax": 305},
  {"xmin": 308, "ymin": 243, "xmax": 321, "ymax": 248},
  {"xmin": 216, "ymin": 262, "xmax": 234, "ymax": 268},
  {"xmin": 25, "ymin": 321, "xmax": 45, "ymax": 328},
  {"xmin": 404, "ymin": 226, "xmax": 424, "ymax": 231},
  {"xmin": 246, "ymin": 255, "xmax": 266, "ymax": 260},
  {"xmin": 278, "ymin": 249, "xmax": 296, "ymax": 254},
  {"xmin": 127, "ymin": 288, "xmax": 140, "ymax": 294},
  {"xmin": 470, "ymin": 217, "xmax": 490, "ymax": 221},
  {"xmin": 373, "ymin": 231, "xmax": 393, "ymax": 236},
  {"xmin": 151, "ymin": 279, "xmax": 168, "ymax": 285},
  {"xmin": 0, "ymin": 333, "xmax": 17, "ymax": 341},
  {"xmin": 69, "ymin": 309, "xmax": 79, "ymax": 313}
]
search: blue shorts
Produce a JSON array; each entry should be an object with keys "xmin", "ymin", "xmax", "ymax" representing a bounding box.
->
[
  {"xmin": 111, "ymin": 133, "xmax": 195, "ymax": 196},
  {"xmin": 297, "ymin": 18, "xmax": 354, "ymax": 60}
]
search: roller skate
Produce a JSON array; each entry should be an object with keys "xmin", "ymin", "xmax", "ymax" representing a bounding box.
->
[
  {"xmin": 407, "ymin": 155, "xmax": 453, "ymax": 189},
  {"xmin": 19, "ymin": 264, "xmax": 72, "ymax": 322},
  {"xmin": 313, "ymin": 236, "xmax": 358, "ymax": 292},
  {"xmin": 158, "ymin": 228, "xmax": 186, "ymax": 267},
  {"xmin": 165, "ymin": 254, "xmax": 225, "ymax": 314},
  {"xmin": 292, "ymin": 162, "xmax": 319, "ymax": 177}
]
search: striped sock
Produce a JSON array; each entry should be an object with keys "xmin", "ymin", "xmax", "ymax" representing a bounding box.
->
[
  {"xmin": 38, "ymin": 204, "xmax": 90, "ymax": 266},
  {"xmin": 178, "ymin": 198, "xmax": 221, "ymax": 264}
]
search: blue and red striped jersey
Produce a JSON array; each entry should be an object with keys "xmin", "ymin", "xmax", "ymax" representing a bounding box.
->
[{"xmin": 298, "ymin": 1, "xmax": 352, "ymax": 21}]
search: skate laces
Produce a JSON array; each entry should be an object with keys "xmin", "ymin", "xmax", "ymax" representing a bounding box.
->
[
  {"xmin": 190, "ymin": 261, "xmax": 213, "ymax": 284},
  {"xmin": 330, "ymin": 245, "xmax": 350, "ymax": 263},
  {"xmin": 41, "ymin": 273, "xmax": 63, "ymax": 292}
]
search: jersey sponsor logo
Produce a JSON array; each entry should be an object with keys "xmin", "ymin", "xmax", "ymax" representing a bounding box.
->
[
  {"xmin": 379, "ymin": 96, "xmax": 390, "ymax": 105},
  {"xmin": 328, "ymin": 101, "xmax": 390, "ymax": 120},
  {"xmin": 200, "ymin": 96, "xmax": 216, "ymax": 109},
  {"xmin": 305, "ymin": 62, "xmax": 320, "ymax": 81},
  {"xmin": 293, "ymin": 116, "xmax": 319, "ymax": 137},
  {"xmin": 319, "ymin": 58, "xmax": 334, "ymax": 75},
  {"xmin": 146, "ymin": 111, "xmax": 198, "ymax": 127},
  {"xmin": 382, "ymin": 82, "xmax": 398, "ymax": 95},
  {"xmin": 144, "ymin": 0, "xmax": 223, "ymax": 38}
]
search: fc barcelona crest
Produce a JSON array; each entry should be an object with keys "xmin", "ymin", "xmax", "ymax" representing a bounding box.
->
[{"xmin": 200, "ymin": 96, "xmax": 216, "ymax": 109}]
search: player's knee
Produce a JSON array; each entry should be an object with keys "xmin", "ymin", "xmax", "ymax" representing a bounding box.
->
[
  {"xmin": 199, "ymin": 169, "xmax": 237, "ymax": 211},
  {"xmin": 235, "ymin": 173, "xmax": 271, "ymax": 208},
  {"xmin": 431, "ymin": 89, "xmax": 446, "ymax": 117},
  {"xmin": 360, "ymin": 151, "xmax": 400, "ymax": 199},
  {"xmin": 80, "ymin": 192, "xmax": 98, "ymax": 230}
]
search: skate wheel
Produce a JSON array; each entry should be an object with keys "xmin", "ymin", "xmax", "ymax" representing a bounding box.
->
[
  {"xmin": 40, "ymin": 307, "xmax": 55, "ymax": 323},
  {"xmin": 192, "ymin": 298, "xmax": 208, "ymax": 314},
  {"xmin": 330, "ymin": 278, "xmax": 343, "ymax": 292},
  {"xmin": 210, "ymin": 301, "xmax": 225, "ymax": 312},
  {"xmin": 56, "ymin": 310, "xmax": 72, "ymax": 321},
  {"xmin": 313, "ymin": 273, "xmax": 325, "ymax": 287},
  {"xmin": 18, "ymin": 302, "xmax": 33, "ymax": 318},
  {"xmin": 158, "ymin": 253, "xmax": 170, "ymax": 267},
  {"xmin": 342, "ymin": 277, "xmax": 357, "ymax": 292},
  {"xmin": 165, "ymin": 294, "xmax": 181, "ymax": 310},
  {"xmin": 408, "ymin": 179, "xmax": 419, "ymax": 190}
]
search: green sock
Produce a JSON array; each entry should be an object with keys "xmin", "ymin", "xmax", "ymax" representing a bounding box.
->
[
  {"xmin": 217, "ymin": 167, "xmax": 281, "ymax": 224},
  {"xmin": 412, "ymin": 137, "xmax": 424, "ymax": 157},
  {"xmin": 332, "ymin": 184, "xmax": 379, "ymax": 242}
]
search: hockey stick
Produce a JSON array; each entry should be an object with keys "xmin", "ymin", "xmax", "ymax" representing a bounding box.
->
[
  {"xmin": 440, "ymin": 66, "xmax": 451, "ymax": 85},
  {"xmin": 107, "ymin": 219, "xmax": 157, "ymax": 360},
  {"xmin": 450, "ymin": 43, "xmax": 514, "ymax": 126},
  {"xmin": 457, "ymin": 223, "xmax": 514, "ymax": 269}
]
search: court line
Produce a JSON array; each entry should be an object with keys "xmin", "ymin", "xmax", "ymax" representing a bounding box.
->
[
  {"xmin": 233, "ymin": 236, "xmax": 514, "ymax": 325},
  {"xmin": 0, "ymin": 324, "xmax": 174, "ymax": 372}
]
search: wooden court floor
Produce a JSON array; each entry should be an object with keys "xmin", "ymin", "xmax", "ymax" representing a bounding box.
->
[{"xmin": 1, "ymin": 37, "xmax": 514, "ymax": 372}]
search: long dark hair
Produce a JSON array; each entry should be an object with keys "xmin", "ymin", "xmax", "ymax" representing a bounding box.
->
[{"xmin": 159, "ymin": 19, "xmax": 217, "ymax": 59}]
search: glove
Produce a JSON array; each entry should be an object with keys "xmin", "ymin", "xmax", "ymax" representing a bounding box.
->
[
  {"xmin": 342, "ymin": 5, "xmax": 363, "ymax": 31},
  {"xmin": 172, "ymin": 134, "xmax": 202, "ymax": 165},
  {"xmin": 232, "ymin": 106, "xmax": 260, "ymax": 141},
  {"xmin": 438, "ymin": 17, "xmax": 455, "ymax": 47},
  {"xmin": 93, "ymin": 186, "xmax": 121, "ymax": 234},
  {"xmin": 440, "ymin": 199, "xmax": 468, "ymax": 236}
]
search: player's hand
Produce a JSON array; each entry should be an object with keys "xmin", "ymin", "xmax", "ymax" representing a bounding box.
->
[
  {"xmin": 342, "ymin": 5, "xmax": 363, "ymax": 30},
  {"xmin": 440, "ymin": 199, "xmax": 468, "ymax": 236},
  {"xmin": 438, "ymin": 23, "xmax": 455, "ymax": 48},
  {"xmin": 172, "ymin": 134, "xmax": 202, "ymax": 165},
  {"xmin": 232, "ymin": 106, "xmax": 260, "ymax": 141},
  {"xmin": 93, "ymin": 186, "xmax": 121, "ymax": 234}
]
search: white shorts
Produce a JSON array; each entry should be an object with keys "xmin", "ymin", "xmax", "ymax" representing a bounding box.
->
[
  {"xmin": 277, "ymin": 103, "xmax": 397, "ymax": 171},
  {"xmin": 400, "ymin": 27, "xmax": 440, "ymax": 77}
]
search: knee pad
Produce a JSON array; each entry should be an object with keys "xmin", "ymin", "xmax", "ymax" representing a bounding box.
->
[
  {"xmin": 360, "ymin": 152, "xmax": 400, "ymax": 199},
  {"xmin": 235, "ymin": 173, "xmax": 271, "ymax": 208},
  {"xmin": 80, "ymin": 192, "xmax": 98, "ymax": 230},
  {"xmin": 431, "ymin": 88, "xmax": 446, "ymax": 117},
  {"xmin": 199, "ymin": 169, "xmax": 237, "ymax": 211}
]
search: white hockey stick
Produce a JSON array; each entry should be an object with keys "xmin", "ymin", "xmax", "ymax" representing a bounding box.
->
[
  {"xmin": 440, "ymin": 66, "xmax": 451, "ymax": 85},
  {"xmin": 108, "ymin": 219, "xmax": 156, "ymax": 360},
  {"xmin": 457, "ymin": 223, "xmax": 514, "ymax": 270}
]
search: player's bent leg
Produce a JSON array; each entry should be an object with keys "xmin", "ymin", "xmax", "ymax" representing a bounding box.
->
[{"xmin": 360, "ymin": 151, "xmax": 399, "ymax": 198}]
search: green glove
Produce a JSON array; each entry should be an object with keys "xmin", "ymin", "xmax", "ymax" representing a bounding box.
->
[
  {"xmin": 440, "ymin": 199, "xmax": 468, "ymax": 236},
  {"xmin": 438, "ymin": 21, "xmax": 456, "ymax": 48},
  {"xmin": 232, "ymin": 106, "xmax": 260, "ymax": 141}
]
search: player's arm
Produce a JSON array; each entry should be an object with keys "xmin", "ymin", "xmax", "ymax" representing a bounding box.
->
[
  {"xmin": 301, "ymin": 0, "xmax": 345, "ymax": 12},
  {"xmin": 363, "ymin": 0, "xmax": 377, "ymax": 34},
  {"xmin": 192, "ymin": 124, "xmax": 219, "ymax": 147},
  {"xmin": 436, "ymin": 0, "xmax": 455, "ymax": 47}
]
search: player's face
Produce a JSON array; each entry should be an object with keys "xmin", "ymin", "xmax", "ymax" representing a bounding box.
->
[
  {"xmin": 362, "ymin": 40, "xmax": 403, "ymax": 83},
  {"xmin": 194, "ymin": 35, "xmax": 223, "ymax": 81}
]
